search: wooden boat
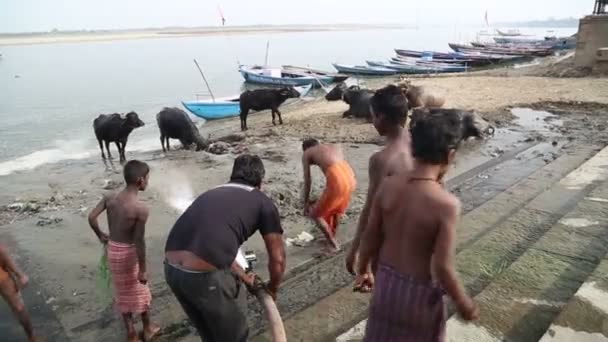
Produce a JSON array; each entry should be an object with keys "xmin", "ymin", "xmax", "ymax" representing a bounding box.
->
[
  {"xmin": 494, "ymin": 36, "xmax": 576, "ymax": 50},
  {"xmin": 281, "ymin": 65, "xmax": 349, "ymax": 83},
  {"xmin": 391, "ymin": 56, "xmax": 467, "ymax": 66},
  {"xmin": 182, "ymin": 84, "xmax": 312, "ymax": 120},
  {"xmin": 367, "ymin": 60, "xmax": 467, "ymax": 74},
  {"xmin": 239, "ymin": 65, "xmax": 333, "ymax": 87},
  {"xmin": 497, "ymin": 29, "xmax": 523, "ymax": 37},
  {"xmin": 449, "ymin": 43, "xmax": 553, "ymax": 57},
  {"xmin": 332, "ymin": 63, "xmax": 396, "ymax": 76},
  {"xmin": 394, "ymin": 49, "xmax": 502, "ymax": 64}
]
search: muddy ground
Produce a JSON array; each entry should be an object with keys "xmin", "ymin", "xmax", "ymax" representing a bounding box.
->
[{"xmin": 0, "ymin": 71, "xmax": 607, "ymax": 341}]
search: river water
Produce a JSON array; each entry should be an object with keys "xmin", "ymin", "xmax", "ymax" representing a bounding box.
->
[{"xmin": 0, "ymin": 26, "xmax": 576, "ymax": 175}]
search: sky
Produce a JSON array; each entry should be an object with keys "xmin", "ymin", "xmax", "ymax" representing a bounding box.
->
[{"xmin": 0, "ymin": 0, "xmax": 592, "ymax": 33}]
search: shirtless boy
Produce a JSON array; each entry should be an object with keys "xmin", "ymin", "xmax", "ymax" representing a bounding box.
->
[
  {"xmin": 88, "ymin": 160, "xmax": 160, "ymax": 342},
  {"xmin": 346, "ymin": 84, "xmax": 413, "ymax": 274},
  {"xmin": 302, "ymin": 139, "xmax": 356, "ymax": 251},
  {"xmin": 0, "ymin": 244, "xmax": 38, "ymax": 342},
  {"xmin": 356, "ymin": 114, "xmax": 478, "ymax": 341}
]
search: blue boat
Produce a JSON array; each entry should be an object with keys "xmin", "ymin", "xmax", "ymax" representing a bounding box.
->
[
  {"xmin": 239, "ymin": 65, "xmax": 333, "ymax": 87},
  {"xmin": 182, "ymin": 84, "xmax": 312, "ymax": 120},
  {"xmin": 366, "ymin": 60, "xmax": 467, "ymax": 74},
  {"xmin": 332, "ymin": 63, "xmax": 396, "ymax": 76}
]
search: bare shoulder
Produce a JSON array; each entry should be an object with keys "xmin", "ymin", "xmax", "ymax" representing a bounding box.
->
[
  {"xmin": 435, "ymin": 190, "xmax": 461, "ymax": 218},
  {"xmin": 136, "ymin": 201, "xmax": 150, "ymax": 220}
]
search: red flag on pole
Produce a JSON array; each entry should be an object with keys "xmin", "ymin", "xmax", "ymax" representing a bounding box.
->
[{"xmin": 218, "ymin": 5, "xmax": 226, "ymax": 26}]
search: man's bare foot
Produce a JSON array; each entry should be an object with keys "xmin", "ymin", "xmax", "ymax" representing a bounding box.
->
[
  {"xmin": 143, "ymin": 323, "xmax": 161, "ymax": 341},
  {"xmin": 127, "ymin": 333, "xmax": 139, "ymax": 342},
  {"xmin": 29, "ymin": 336, "xmax": 44, "ymax": 342}
]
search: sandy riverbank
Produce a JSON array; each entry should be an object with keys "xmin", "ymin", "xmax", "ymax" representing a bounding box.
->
[
  {"xmin": 0, "ymin": 24, "xmax": 402, "ymax": 46},
  {"xmin": 0, "ymin": 70, "xmax": 607, "ymax": 339}
]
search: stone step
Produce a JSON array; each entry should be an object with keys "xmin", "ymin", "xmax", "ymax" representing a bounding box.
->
[
  {"xmin": 258, "ymin": 144, "xmax": 603, "ymax": 341},
  {"xmin": 333, "ymin": 144, "xmax": 606, "ymax": 342},
  {"xmin": 447, "ymin": 176, "xmax": 608, "ymax": 342},
  {"xmin": 538, "ymin": 255, "xmax": 608, "ymax": 341}
]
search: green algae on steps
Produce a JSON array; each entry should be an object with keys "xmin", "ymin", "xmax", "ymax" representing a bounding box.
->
[
  {"xmin": 450, "ymin": 179, "xmax": 608, "ymax": 342},
  {"xmin": 542, "ymin": 257, "xmax": 608, "ymax": 338}
]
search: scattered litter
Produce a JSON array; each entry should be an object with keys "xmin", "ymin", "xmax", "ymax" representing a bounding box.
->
[
  {"xmin": 552, "ymin": 141, "xmax": 558, "ymax": 147},
  {"xmin": 46, "ymin": 297, "xmax": 56, "ymax": 304},
  {"xmin": 102, "ymin": 179, "xmax": 122, "ymax": 190},
  {"xmin": 286, "ymin": 231, "xmax": 315, "ymax": 247},
  {"xmin": 7, "ymin": 202, "xmax": 40, "ymax": 213},
  {"xmin": 477, "ymin": 174, "xmax": 489, "ymax": 180},
  {"xmin": 36, "ymin": 216, "xmax": 63, "ymax": 227},
  {"xmin": 207, "ymin": 142, "xmax": 231, "ymax": 155}
]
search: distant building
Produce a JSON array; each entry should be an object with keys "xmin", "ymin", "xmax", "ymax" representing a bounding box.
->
[
  {"xmin": 593, "ymin": 0, "xmax": 607, "ymax": 15},
  {"xmin": 575, "ymin": 1, "xmax": 608, "ymax": 69}
]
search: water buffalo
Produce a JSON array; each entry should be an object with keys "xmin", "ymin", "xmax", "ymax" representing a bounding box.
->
[
  {"xmin": 93, "ymin": 111, "xmax": 145, "ymax": 162},
  {"xmin": 410, "ymin": 108, "xmax": 495, "ymax": 140},
  {"xmin": 325, "ymin": 82, "xmax": 374, "ymax": 121},
  {"xmin": 239, "ymin": 86, "xmax": 301, "ymax": 131},
  {"xmin": 156, "ymin": 107, "xmax": 208, "ymax": 152},
  {"xmin": 397, "ymin": 79, "xmax": 445, "ymax": 109}
]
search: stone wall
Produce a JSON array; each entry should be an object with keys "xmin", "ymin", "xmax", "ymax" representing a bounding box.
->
[{"xmin": 575, "ymin": 15, "xmax": 608, "ymax": 67}]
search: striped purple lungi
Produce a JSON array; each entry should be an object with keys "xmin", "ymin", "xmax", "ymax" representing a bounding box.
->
[{"xmin": 364, "ymin": 262, "xmax": 446, "ymax": 342}]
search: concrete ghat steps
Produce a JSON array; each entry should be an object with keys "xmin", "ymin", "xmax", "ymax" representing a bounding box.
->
[
  {"xmin": 538, "ymin": 256, "xmax": 608, "ymax": 342},
  {"xmin": 254, "ymin": 145, "xmax": 604, "ymax": 341},
  {"xmin": 447, "ymin": 179, "xmax": 608, "ymax": 342}
]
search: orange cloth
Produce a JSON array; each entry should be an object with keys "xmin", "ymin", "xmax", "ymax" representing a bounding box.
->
[
  {"xmin": 0, "ymin": 265, "xmax": 9, "ymax": 283},
  {"xmin": 312, "ymin": 160, "xmax": 356, "ymax": 235}
]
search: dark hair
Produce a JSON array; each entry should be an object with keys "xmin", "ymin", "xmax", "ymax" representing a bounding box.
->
[
  {"xmin": 123, "ymin": 160, "xmax": 150, "ymax": 185},
  {"xmin": 230, "ymin": 154, "xmax": 265, "ymax": 187},
  {"xmin": 411, "ymin": 114, "xmax": 462, "ymax": 165},
  {"xmin": 370, "ymin": 85, "xmax": 408, "ymax": 125},
  {"xmin": 302, "ymin": 138, "xmax": 320, "ymax": 151}
]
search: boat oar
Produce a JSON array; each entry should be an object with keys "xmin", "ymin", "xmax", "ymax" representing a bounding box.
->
[
  {"xmin": 193, "ymin": 59, "xmax": 215, "ymax": 102},
  {"xmin": 304, "ymin": 65, "xmax": 331, "ymax": 94}
]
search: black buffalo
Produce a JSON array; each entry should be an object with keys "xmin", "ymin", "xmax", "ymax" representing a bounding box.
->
[
  {"xmin": 93, "ymin": 112, "xmax": 145, "ymax": 162},
  {"xmin": 410, "ymin": 108, "xmax": 495, "ymax": 140},
  {"xmin": 325, "ymin": 82, "xmax": 374, "ymax": 121},
  {"xmin": 156, "ymin": 107, "xmax": 208, "ymax": 152},
  {"xmin": 239, "ymin": 86, "xmax": 301, "ymax": 131}
]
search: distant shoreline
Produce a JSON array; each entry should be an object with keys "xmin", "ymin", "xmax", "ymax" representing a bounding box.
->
[{"xmin": 0, "ymin": 24, "xmax": 406, "ymax": 47}]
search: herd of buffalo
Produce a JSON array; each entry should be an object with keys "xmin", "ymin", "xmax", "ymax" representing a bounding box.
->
[{"xmin": 92, "ymin": 80, "xmax": 494, "ymax": 162}]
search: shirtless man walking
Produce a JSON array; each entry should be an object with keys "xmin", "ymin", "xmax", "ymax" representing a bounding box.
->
[
  {"xmin": 346, "ymin": 84, "xmax": 413, "ymax": 274},
  {"xmin": 88, "ymin": 160, "xmax": 160, "ymax": 342},
  {"xmin": 0, "ymin": 244, "xmax": 39, "ymax": 341},
  {"xmin": 356, "ymin": 113, "xmax": 478, "ymax": 341},
  {"xmin": 302, "ymin": 139, "xmax": 356, "ymax": 251}
]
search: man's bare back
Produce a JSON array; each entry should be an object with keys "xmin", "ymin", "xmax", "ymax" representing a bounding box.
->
[
  {"xmin": 302, "ymin": 143, "xmax": 345, "ymax": 172},
  {"xmin": 105, "ymin": 191, "xmax": 148, "ymax": 244},
  {"xmin": 376, "ymin": 175, "xmax": 459, "ymax": 281}
]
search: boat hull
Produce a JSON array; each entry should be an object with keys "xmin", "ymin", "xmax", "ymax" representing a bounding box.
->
[
  {"xmin": 239, "ymin": 66, "xmax": 332, "ymax": 87},
  {"xmin": 182, "ymin": 85, "xmax": 312, "ymax": 120},
  {"xmin": 332, "ymin": 63, "xmax": 396, "ymax": 75}
]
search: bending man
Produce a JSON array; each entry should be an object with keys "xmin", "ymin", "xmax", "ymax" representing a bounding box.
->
[{"xmin": 164, "ymin": 154, "xmax": 286, "ymax": 342}]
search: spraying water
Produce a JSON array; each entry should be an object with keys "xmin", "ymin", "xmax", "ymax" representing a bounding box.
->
[{"xmin": 160, "ymin": 168, "xmax": 195, "ymax": 213}]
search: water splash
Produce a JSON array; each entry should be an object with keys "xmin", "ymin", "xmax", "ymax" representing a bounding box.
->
[{"xmin": 156, "ymin": 168, "xmax": 195, "ymax": 213}]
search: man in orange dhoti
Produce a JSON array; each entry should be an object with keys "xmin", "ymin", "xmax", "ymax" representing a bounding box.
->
[{"xmin": 302, "ymin": 138, "xmax": 356, "ymax": 251}]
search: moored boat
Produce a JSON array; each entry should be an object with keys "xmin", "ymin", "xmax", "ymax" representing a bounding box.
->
[
  {"xmin": 182, "ymin": 84, "xmax": 312, "ymax": 120},
  {"xmin": 332, "ymin": 63, "xmax": 397, "ymax": 75},
  {"xmin": 281, "ymin": 65, "xmax": 349, "ymax": 83},
  {"xmin": 239, "ymin": 65, "xmax": 333, "ymax": 87},
  {"xmin": 367, "ymin": 60, "xmax": 467, "ymax": 74}
]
